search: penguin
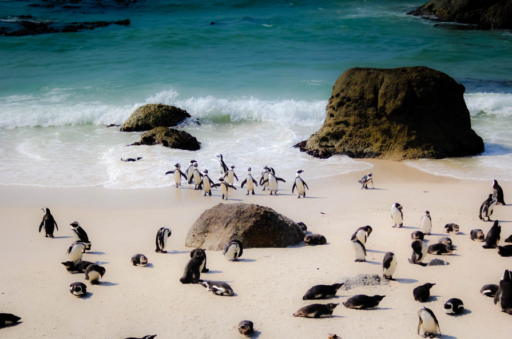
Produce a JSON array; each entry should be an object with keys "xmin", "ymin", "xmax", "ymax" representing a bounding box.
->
[
  {"xmin": 482, "ymin": 220, "xmax": 501, "ymax": 249},
  {"xmin": 219, "ymin": 177, "xmax": 237, "ymax": 200},
  {"xmin": 417, "ymin": 307, "xmax": 441, "ymax": 338},
  {"xmin": 241, "ymin": 167, "xmax": 258, "ymax": 195},
  {"xmin": 293, "ymin": 303, "xmax": 339, "ymax": 318},
  {"xmin": 0, "ymin": 313, "xmax": 21, "ymax": 328},
  {"xmin": 125, "ymin": 336, "xmax": 157, "ymax": 339},
  {"xmin": 69, "ymin": 282, "xmax": 87, "ymax": 297},
  {"xmin": 190, "ymin": 248, "xmax": 209, "ymax": 273},
  {"xmin": 223, "ymin": 240, "xmax": 243, "ymax": 261},
  {"xmin": 66, "ymin": 241, "xmax": 87, "ymax": 262},
  {"xmin": 479, "ymin": 194, "xmax": 495, "ymax": 221},
  {"xmin": 494, "ymin": 269, "xmax": 512, "ymax": 315},
  {"xmin": 70, "ymin": 222, "xmax": 91, "ymax": 250},
  {"xmin": 413, "ymin": 283, "xmax": 436, "ymax": 302},
  {"xmin": 493, "ymin": 179, "xmax": 506, "ymax": 205},
  {"xmin": 261, "ymin": 171, "xmax": 286, "ymax": 195},
  {"xmin": 408, "ymin": 240, "xmax": 428, "ymax": 266},
  {"xmin": 185, "ymin": 160, "xmax": 197, "ymax": 184},
  {"xmin": 350, "ymin": 233, "xmax": 366, "ymax": 262},
  {"xmin": 131, "ymin": 254, "xmax": 148, "ymax": 266},
  {"xmin": 498, "ymin": 245, "xmax": 512, "ymax": 257},
  {"xmin": 39, "ymin": 208, "xmax": 58, "ymax": 238},
  {"xmin": 61, "ymin": 260, "xmax": 94, "ymax": 273},
  {"xmin": 238, "ymin": 320, "xmax": 254, "ymax": 336},
  {"xmin": 428, "ymin": 243, "xmax": 455, "ymax": 255},
  {"xmin": 382, "ymin": 252, "xmax": 397, "ymax": 280},
  {"xmin": 84, "ymin": 264, "xmax": 106, "ymax": 285},
  {"xmin": 223, "ymin": 165, "xmax": 239, "ymax": 185},
  {"xmin": 444, "ymin": 298, "xmax": 464, "ymax": 315},
  {"xmin": 188, "ymin": 162, "xmax": 203, "ymax": 189},
  {"xmin": 352, "ymin": 225, "xmax": 372, "ymax": 245},
  {"xmin": 411, "ymin": 231, "xmax": 425, "ymax": 241},
  {"xmin": 420, "ymin": 211, "xmax": 432, "ymax": 235},
  {"xmin": 438, "ymin": 237, "xmax": 452, "ymax": 246},
  {"xmin": 292, "ymin": 169, "xmax": 309, "ymax": 198},
  {"xmin": 121, "ymin": 157, "xmax": 143, "ymax": 162},
  {"xmin": 505, "ymin": 235, "xmax": 512, "ymax": 243},
  {"xmin": 259, "ymin": 166, "xmax": 275, "ymax": 191},
  {"xmin": 304, "ymin": 234, "xmax": 327, "ymax": 245},
  {"xmin": 470, "ymin": 229, "xmax": 485, "ymax": 241},
  {"xmin": 165, "ymin": 163, "xmax": 187, "ymax": 188},
  {"xmin": 179, "ymin": 249, "xmax": 205, "ymax": 284},
  {"xmin": 444, "ymin": 223, "xmax": 459, "ymax": 234},
  {"xmin": 216, "ymin": 154, "xmax": 229, "ymax": 175},
  {"xmin": 343, "ymin": 295, "xmax": 385, "ymax": 309},
  {"xmin": 302, "ymin": 284, "xmax": 343, "ymax": 300},
  {"xmin": 480, "ymin": 284, "xmax": 499, "ymax": 297},
  {"xmin": 297, "ymin": 222, "xmax": 307, "ymax": 235},
  {"xmin": 391, "ymin": 203, "xmax": 403, "ymax": 228},
  {"xmin": 155, "ymin": 227, "xmax": 171, "ymax": 253},
  {"xmin": 358, "ymin": 173, "xmax": 373, "ymax": 189},
  {"xmin": 200, "ymin": 281, "xmax": 234, "ymax": 296},
  {"xmin": 200, "ymin": 169, "xmax": 220, "ymax": 196}
]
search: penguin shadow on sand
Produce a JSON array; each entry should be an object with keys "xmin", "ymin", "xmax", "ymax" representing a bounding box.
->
[
  {"xmin": 143, "ymin": 263, "xmax": 154, "ymax": 268},
  {"xmin": 451, "ymin": 308, "xmax": 472, "ymax": 317},
  {"xmin": 366, "ymin": 249, "xmax": 387, "ymax": 254},
  {"xmin": 81, "ymin": 292, "xmax": 94, "ymax": 300},
  {"xmin": 97, "ymin": 281, "xmax": 118, "ymax": 287},
  {"xmin": 87, "ymin": 251, "xmax": 106, "ymax": 255},
  {"xmin": 394, "ymin": 278, "xmax": 418, "ymax": 284},
  {"xmin": 362, "ymin": 260, "xmax": 381, "ymax": 266},
  {"xmin": 94, "ymin": 261, "xmax": 109, "ymax": 265},
  {"xmin": 422, "ymin": 295, "xmax": 439, "ymax": 302},
  {"xmin": 52, "ymin": 236, "xmax": 73, "ymax": 239},
  {"xmin": 398, "ymin": 226, "xmax": 418, "ymax": 230},
  {"xmin": 246, "ymin": 330, "xmax": 262, "ymax": 338},
  {"xmin": 236, "ymin": 258, "xmax": 256, "ymax": 262}
]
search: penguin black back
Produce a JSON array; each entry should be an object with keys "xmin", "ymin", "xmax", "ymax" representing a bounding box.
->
[
  {"xmin": 302, "ymin": 284, "xmax": 343, "ymax": 300},
  {"xmin": 39, "ymin": 208, "xmax": 58, "ymax": 238},
  {"xmin": 0, "ymin": 313, "xmax": 21, "ymax": 328},
  {"xmin": 493, "ymin": 179, "xmax": 506, "ymax": 205},
  {"xmin": 190, "ymin": 248, "xmax": 209, "ymax": 272},
  {"xmin": 483, "ymin": 220, "xmax": 501, "ymax": 249},
  {"xmin": 413, "ymin": 283, "xmax": 436, "ymax": 302},
  {"xmin": 180, "ymin": 249, "xmax": 205, "ymax": 284}
]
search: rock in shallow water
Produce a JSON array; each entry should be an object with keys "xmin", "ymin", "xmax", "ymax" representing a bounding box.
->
[
  {"xmin": 120, "ymin": 104, "xmax": 192, "ymax": 132},
  {"xmin": 131, "ymin": 127, "xmax": 200, "ymax": 151}
]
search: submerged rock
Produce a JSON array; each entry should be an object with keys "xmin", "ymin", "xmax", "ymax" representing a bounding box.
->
[
  {"xmin": 120, "ymin": 104, "xmax": 192, "ymax": 132},
  {"xmin": 408, "ymin": 0, "xmax": 512, "ymax": 30},
  {"xmin": 131, "ymin": 127, "xmax": 200, "ymax": 151},
  {"xmin": 339, "ymin": 274, "xmax": 389, "ymax": 290},
  {"xmin": 296, "ymin": 66, "xmax": 484, "ymax": 161},
  {"xmin": 185, "ymin": 203, "xmax": 303, "ymax": 250}
]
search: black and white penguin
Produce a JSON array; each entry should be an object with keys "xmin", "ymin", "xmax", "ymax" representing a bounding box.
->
[
  {"xmin": 358, "ymin": 173, "xmax": 373, "ymax": 189},
  {"xmin": 0, "ymin": 313, "xmax": 21, "ymax": 328},
  {"xmin": 121, "ymin": 157, "xmax": 143, "ymax": 162},
  {"xmin": 438, "ymin": 237, "xmax": 452, "ymax": 246},
  {"xmin": 179, "ymin": 249, "xmax": 205, "ymax": 284},
  {"xmin": 62, "ymin": 260, "xmax": 94, "ymax": 273},
  {"xmin": 420, "ymin": 211, "xmax": 432, "ymax": 235},
  {"xmin": 382, "ymin": 252, "xmax": 397, "ymax": 280},
  {"xmin": 185, "ymin": 160, "xmax": 197, "ymax": 184},
  {"xmin": 292, "ymin": 170, "xmax": 309, "ymax": 198},
  {"xmin": 391, "ymin": 203, "xmax": 403, "ymax": 228},
  {"xmin": 343, "ymin": 295, "xmax": 385, "ymax": 309},
  {"xmin": 200, "ymin": 281, "xmax": 234, "ymax": 296},
  {"xmin": 352, "ymin": 225, "xmax": 372, "ymax": 245},
  {"xmin": 444, "ymin": 223, "xmax": 459, "ymax": 234},
  {"xmin": 66, "ymin": 241, "xmax": 87, "ymax": 262},
  {"xmin": 470, "ymin": 229, "xmax": 485, "ymax": 242},
  {"xmin": 200, "ymin": 169, "xmax": 219, "ymax": 196},
  {"xmin": 413, "ymin": 283, "xmax": 436, "ymax": 302},
  {"xmin": 427, "ymin": 243, "xmax": 455, "ymax": 255},
  {"xmin": 259, "ymin": 166, "xmax": 271, "ymax": 191},
  {"xmin": 39, "ymin": 208, "xmax": 58, "ymax": 238},
  {"xmin": 444, "ymin": 298, "xmax": 464, "ymax": 315},
  {"xmin": 238, "ymin": 320, "xmax": 254, "ymax": 336},
  {"xmin": 218, "ymin": 177, "xmax": 237, "ymax": 200},
  {"xmin": 304, "ymin": 234, "xmax": 327, "ymax": 245},
  {"xmin": 408, "ymin": 240, "xmax": 428, "ymax": 266},
  {"xmin": 125, "ymin": 335, "xmax": 157, "ymax": 339},
  {"xmin": 417, "ymin": 306, "xmax": 441, "ymax": 338},
  {"xmin": 69, "ymin": 282, "xmax": 87, "ymax": 297},
  {"xmin": 216, "ymin": 154, "xmax": 229, "ymax": 175},
  {"xmin": 223, "ymin": 165, "xmax": 238, "ymax": 185},
  {"xmin": 479, "ymin": 194, "xmax": 495, "ymax": 221},
  {"xmin": 155, "ymin": 227, "xmax": 171, "ymax": 253},
  {"xmin": 481, "ymin": 284, "xmax": 499, "ymax": 297},
  {"xmin": 350, "ymin": 234, "xmax": 366, "ymax": 262},
  {"xmin": 302, "ymin": 284, "xmax": 343, "ymax": 300},
  {"xmin": 498, "ymin": 245, "xmax": 512, "ymax": 257},
  {"xmin": 188, "ymin": 162, "xmax": 203, "ymax": 190},
  {"xmin": 70, "ymin": 222, "xmax": 91, "ymax": 250},
  {"xmin": 297, "ymin": 222, "xmax": 307, "ymax": 235},
  {"xmin": 190, "ymin": 248, "xmax": 209, "ymax": 273},
  {"xmin": 494, "ymin": 269, "xmax": 512, "ymax": 315},
  {"xmin": 261, "ymin": 171, "xmax": 286, "ymax": 195},
  {"xmin": 411, "ymin": 231, "xmax": 425, "ymax": 241},
  {"xmin": 165, "ymin": 163, "xmax": 187, "ymax": 188},
  {"xmin": 493, "ymin": 179, "xmax": 506, "ymax": 205},
  {"xmin": 131, "ymin": 254, "xmax": 148, "ymax": 266},
  {"xmin": 241, "ymin": 167, "xmax": 258, "ymax": 195},
  {"xmin": 223, "ymin": 240, "xmax": 243, "ymax": 261},
  {"xmin": 482, "ymin": 220, "xmax": 501, "ymax": 249},
  {"xmin": 84, "ymin": 264, "xmax": 106, "ymax": 285},
  {"xmin": 293, "ymin": 303, "xmax": 339, "ymax": 318}
]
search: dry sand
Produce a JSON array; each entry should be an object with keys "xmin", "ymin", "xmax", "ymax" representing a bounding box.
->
[{"xmin": 0, "ymin": 160, "xmax": 511, "ymax": 338}]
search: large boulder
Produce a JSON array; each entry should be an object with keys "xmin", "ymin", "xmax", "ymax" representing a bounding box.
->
[
  {"xmin": 408, "ymin": 0, "xmax": 512, "ymax": 30},
  {"xmin": 131, "ymin": 127, "xmax": 200, "ymax": 151},
  {"xmin": 185, "ymin": 203, "xmax": 303, "ymax": 250},
  {"xmin": 295, "ymin": 67, "xmax": 484, "ymax": 161},
  {"xmin": 120, "ymin": 104, "xmax": 191, "ymax": 132}
]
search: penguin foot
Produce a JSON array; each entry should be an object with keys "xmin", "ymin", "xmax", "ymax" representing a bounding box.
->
[
  {"xmin": 162, "ymin": 251, "xmax": 167, "ymax": 254},
  {"xmin": 392, "ymin": 225, "xmax": 397, "ymax": 228},
  {"xmin": 418, "ymin": 263, "xmax": 428, "ymax": 267},
  {"xmin": 246, "ymin": 192, "xmax": 249, "ymax": 196},
  {"xmin": 155, "ymin": 249, "xmax": 160, "ymax": 253}
]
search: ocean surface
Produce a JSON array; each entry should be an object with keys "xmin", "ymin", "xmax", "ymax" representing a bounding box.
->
[{"xmin": 1, "ymin": 0, "xmax": 512, "ymax": 188}]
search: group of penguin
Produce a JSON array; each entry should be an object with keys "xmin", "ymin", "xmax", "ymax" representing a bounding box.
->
[{"xmin": 164, "ymin": 154, "xmax": 309, "ymax": 199}]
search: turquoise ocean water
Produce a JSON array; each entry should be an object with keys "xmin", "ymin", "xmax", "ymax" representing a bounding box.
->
[{"xmin": 1, "ymin": 0, "xmax": 512, "ymax": 188}]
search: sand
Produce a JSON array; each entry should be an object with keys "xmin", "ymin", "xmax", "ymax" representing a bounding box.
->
[{"xmin": 0, "ymin": 160, "xmax": 511, "ymax": 338}]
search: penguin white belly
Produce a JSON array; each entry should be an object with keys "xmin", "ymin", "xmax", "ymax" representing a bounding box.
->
[
  {"xmin": 420, "ymin": 218, "xmax": 432, "ymax": 234},
  {"xmin": 174, "ymin": 171, "xmax": 181, "ymax": 186},
  {"xmin": 419, "ymin": 243, "xmax": 428, "ymax": 262},
  {"xmin": 391, "ymin": 208, "xmax": 402, "ymax": 224},
  {"xmin": 247, "ymin": 176, "xmax": 254, "ymax": 190},
  {"xmin": 73, "ymin": 290, "xmax": 84, "ymax": 297},
  {"xmin": 68, "ymin": 245, "xmax": 84, "ymax": 261},
  {"xmin": 263, "ymin": 173, "xmax": 269, "ymax": 187},
  {"xmin": 269, "ymin": 177, "xmax": 278, "ymax": 191},
  {"xmin": 356, "ymin": 230, "xmax": 367, "ymax": 245},
  {"xmin": 420, "ymin": 312, "xmax": 438, "ymax": 333},
  {"xmin": 193, "ymin": 171, "xmax": 201, "ymax": 185},
  {"xmin": 199, "ymin": 259, "xmax": 205, "ymax": 273},
  {"xmin": 226, "ymin": 171, "xmax": 234, "ymax": 185},
  {"xmin": 224, "ymin": 245, "xmax": 237, "ymax": 260},
  {"xmin": 221, "ymin": 184, "xmax": 228, "ymax": 196},
  {"xmin": 162, "ymin": 233, "xmax": 169, "ymax": 250},
  {"xmin": 296, "ymin": 179, "xmax": 305, "ymax": 194},
  {"xmin": 488, "ymin": 204, "xmax": 494, "ymax": 216},
  {"xmin": 88, "ymin": 271, "xmax": 101, "ymax": 283},
  {"xmin": 352, "ymin": 242, "xmax": 365, "ymax": 260},
  {"xmin": 187, "ymin": 169, "xmax": 194, "ymax": 182},
  {"xmin": 203, "ymin": 180, "xmax": 211, "ymax": 192},
  {"xmin": 384, "ymin": 258, "xmax": 397, "ymax": 276}
]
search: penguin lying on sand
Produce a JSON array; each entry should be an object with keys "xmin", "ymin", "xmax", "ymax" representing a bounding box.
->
[
  {"xmin": 444, "ymin": 298, "xmax": 464, "ymax": 315},
  {"xmin": 200, "ymin": 281, "xmax": 234, "ymax": 296},
  {"xmin": 302, "ymin": 284, "xmax": 343, "ymax": 300},
  {"xmin": 238, "ymin": 321, "xmax": 254, "ymax": 336},
  {"xmin": 343, "ymin": 295, "xmax": 385, "ymax": 309},
  {"xmin": 69, "ymin": 282, "xmax": 87, "ymax": 297},
  {"xmin": 293, "ymin": 303, "xmax": 339, "ymax": 318},
  {"xmin": 304, "ymin": 234, "xmax": 327, "ymax": 245},
  {"xmin": 470, "ymin": 229, "xmax": 485, "ymax": 241}
]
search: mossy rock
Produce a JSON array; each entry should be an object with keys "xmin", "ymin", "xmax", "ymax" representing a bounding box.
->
[
  {"xmin": 132, "ymin": 127, "xmax": 200, "ymax": 151},
  {"xmin": 120, "ymin": 104, "xmax": 192, "ymax": 132}
]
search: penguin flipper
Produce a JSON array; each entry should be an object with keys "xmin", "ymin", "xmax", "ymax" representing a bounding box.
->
[
  {"xmin": 417, "ymin": 318, "xmax": 422, "ymax": 335},
  {"xmin": 292, "ymin": 182, "xmax": 296, "ymax": 193},
  {"xmin": 303, "ymin": 180, "xmax": 309, "ymax": 190},
  {"xmin": 259, "ymin": 176, "xmax": 264, "ymax": 185},
  {"xmin": 54, "ymin": 220, "xmax": 58, "ymax": 231},
  {"xmin": 180, "ymin": 171, "xmax": 187, "ymax": 180},
  {"xmin": 234, "ymin": 173, "xmax": 238, "ymax": 181},
  {"xmin": 276, "ymin": 177, "xmax": 286, "ymax": 183},
  {"xmin": 241, "ymin": 179, "xmax": 247, "ymax": 188},
  {"xmin": 211, "ymin": 184, "xmax": 221, "ymax": 188},
  {"xmin": 39, "ymin": 220, "xmax": 44, "ymax": 232},
  {"xmin": 269, "ymin": 167, "xmax": 275, "ymax": 175},
  {"xmin": 209, "ymin": 178, "xmax": 215, "ymax": 186},
  {"xmin": 252, "ymin": 178, "xmax": 258, "ymax": 187},
  {"xmin": 494, "ymin": 287, "xmax": 502, "ymax": 305},
  {"xmin": 383, "ymin": 256, "xmax": 392, "ymax": 269},
  {"xmin": 261, "ymin": 179, "xmax": 268, "ymax": 185},
  {"xmin": 228, "ymin": 184, "xmax": 237, "ymax": 190},
  {"xmin": 165, "ymin": 171, "xmax": 174, "ymax": 175}
]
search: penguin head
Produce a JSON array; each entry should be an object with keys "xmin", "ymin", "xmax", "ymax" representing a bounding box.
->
[
  {"xmin": 503, "ymin": 270, "xmax": 512, "ymax": 282},
  {"xmin": 364, "ymin": 225, "xmax": 373, "ymax": 236},
  {"xmin": 203, "ymin": 169, "xmax": 208, "ymax": 174},
  {"xmin": 332, "ymin": 283, "xmax": 343, "ymax": 291},
  {"xmin": 165, "ymin": 228, "xmax": 172, "ymax": 237},
  {"xmin": 200, "ymin": 281, "xmax": 210, "ymax": 289},
  {"xmin": 395, "ymin": 203, "xmax": 402, "ymax": 210},
  {"xmin": 231, "ymin": 165, "xmax": 235, "ymax": 169},
  {"xmin": 61, "ymin": 261, "xmax": 74, "ymax": 268},
  {"xmin": 443, "ymin": 302, "xmax": 453, "ymax": 312},
  {"xmin": 263, "ymin": 166, "xmax": 269, "ymax": 171},
  {"xmin": 70, "ymin": 221, "xmax": 80, "ymax": 228},
  {"xmin": 139, "ymin": 255, "xmax": 148, "ymax": 264},
  {"xmin": 248, "ymin": 167, "xmax": 251, "ymax": 172},
  {"xmin": 425, "ymin": 211, "xmax": 430, "ymax": 215},
  {"xmin": 368, "ymin": 173, "xmax": 372, "ymax": 177},
  {"xmin": 297, "ymin": 169, "xmax": 304, "ymax": 174},
  {"xmin": 373, "ymin": 295, "xmax": 386, "ymax": 301},
  {"xmin": 304, "ymin": 235, "xmax": 311, "ymax": 244},
  {"xmin": 190, "ymin": 160, "xmax": 196, "ymax": 164},
  {"xmin": 42, "ymin": 207, "xmax": 50, "ymax": 214},
  {"xmin": 142, "ymin": 336, "xmax": 157, "ymax": 339},
  {"xmin": 326, "ymin": 303, "xmax": 339, "ymax": 310},
  {"xmin": 193, "ymin": 162, "xmax": 198, "ymax": 167},
  {"xmin": 219, "ymin": 177, "xmax": 225, "ymax": 182},
  {"xmin": 494, "ymin": 179, "xmax": 498, "ymax": 185},
  {"xmin": 175, "ymin": 163, "xmax": 180, "ymax": 168},
  {"xmin": 424, "ymin": 283, "xmax": 436, "ymax": 289},
  {"xmin": 216, "ymin": 154, "xmax": 222, "ymax": 159}
]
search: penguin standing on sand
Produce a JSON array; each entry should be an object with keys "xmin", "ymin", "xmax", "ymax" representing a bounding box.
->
[
  {"xmin": 350, "ymin": 233, "xmax": 366, "ymax": 262},
  {"xmin": 219, "ymin": 177, "xmax": 237, "ymax": 200},
  {"xmin": 493, "ymin": 179, "xmax": 506, "ymax": 205},
  {"xmin": 190, "ymin": 248, "xmax": 209, "ymax": 273},
  {"xmin": 352, "ymin": 225, "xmax": 372, "ymax": 246},
  {"xmin": 292, "ymin": 170, "xmax": 309, "ymax": 198},
  {"xmin": 391, "ymin": 203, "xmax": 403, "ymax": 228},
  {"xmin": 417, "ymin": 307, "xmax": 441, "ymax": 338},
  {"xmin": 420, "ymin": 211, "xmax": 432, "ymax": 235},
  {"xmin": 223, "ymin": 240, "xmax": 243, "ymax": 261},
  {"xmin": 216, "ymin": 154, "xmax": 229, "ymax": 175},
  {"xmin": 259, "ymin": 166, "xmax": 274, "ymax": 191},
  {"xmin": 70, "ymin": 222, "xmax": 90, "ymax": 250},
  {"xmin": 165, "ymin": 163, "xmax": 187, "ymax": 188},
  {"xmin": 241, "ymin": 167, "xmax": 258, "ymax": 195},
  {"xmin": 185, "ymin": 160, "xmax": 197, "ymax": 184},
  {"xmin": 223, "ymin": 165, "xmax": 239, "ymax": 185},
  {"xmin": 155, "ymin": 227, "xmax": 171, "ymax": 253},
  {"xmin": 479, "ymin": 194, "xmax": 495, "ymax": 221},
  {"xmin": 494, "ymin": 269, "xmax": 512, "ymax": 314},
  {"xmin": 261, "ymin": 171, "xmax": 286, "ymax": 195},
  {"xmin": 358, "ymin": 173, "xmax": 373, "ymax": 189},
  {"xmin": 66, "ymin": 241, "xmax": 87, "ymax": 261},
  {"xmin": 409, "ymin": 240, "xmax": 428, "ymax": 266},
  {"xmin": 200, "ymin": 169, "xmax": 219, "ymax": 196},
  {"xmin": 39, "ymin": 208, "xmax": 58, "ymax": 238},
  {"xmin": 382, "ymin": 252, "xmax": 397, "ymax": 280},
  {"xmin": 188, "ymin": 162, "xmax": 203, "ymax": 189},
  {"xmin": 483, "ymin": 220, "xmax": 501, "ymax": 249}
]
